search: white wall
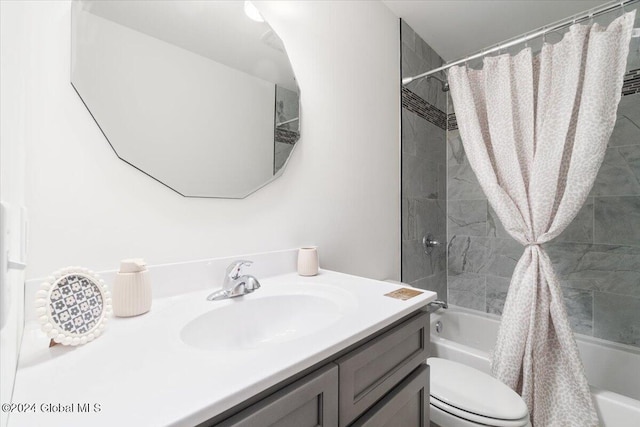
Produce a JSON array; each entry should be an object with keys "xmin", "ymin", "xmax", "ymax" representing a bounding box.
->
[
  {"xmin": 0, "ymin": 1, "xmax": 28, "ymax": 423},
  {"xmin": 72, "ymin": 10, "xmax": 275, "ymax": 198},
  {"xmin": 23, "ymin": 0, "xmax": 401, "ymax": 286}
]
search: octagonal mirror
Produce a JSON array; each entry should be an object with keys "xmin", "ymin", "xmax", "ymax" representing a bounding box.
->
[{"xmin": 71, "ymin": 0, "xmax": 300, "ymax": 198}]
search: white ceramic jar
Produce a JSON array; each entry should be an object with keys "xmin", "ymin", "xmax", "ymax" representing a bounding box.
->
[
  {"xmin": 297, "ymin": 247, "xmax": 319, "ymax": 276},
  {"xmin": 112, "ymin": 258, "xmax": 152, "ymax": 317}
]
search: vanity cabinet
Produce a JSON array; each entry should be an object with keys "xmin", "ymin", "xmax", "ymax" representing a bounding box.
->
[
  {"xmin": 337, "ymin": 312, "xmax": 429, "ymax": 426},
  {"xmin": 351, "ymin": 364, "xmax": 429, "ymax": 427},
  {"xmin": 210, "ymin": 310, "xmax": 430, "ymax": 427},
  {"xmin": 217, "ymin": 364, "xmax": 339, "ymax": 427}
]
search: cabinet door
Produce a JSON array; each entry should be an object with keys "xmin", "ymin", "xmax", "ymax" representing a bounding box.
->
[
  {"xmin": 337, "ymin": 311, "xmax": 429, "ymax": 427},
  {"xmin": 216, "ymin": 364, "xmax": 339, "ymax": 427},
  {"xmin": 351, "ymin": 364, "xmax": 429, "ymax": 427}
]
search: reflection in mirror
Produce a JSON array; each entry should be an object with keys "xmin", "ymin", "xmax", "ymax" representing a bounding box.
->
[
  {"xmin": 275, "ymin": 86, "xmax": 300, "ymax": 174},
  {"xmin": 71, "ymin": 0, "xmax": 300, "ymax": 198}
]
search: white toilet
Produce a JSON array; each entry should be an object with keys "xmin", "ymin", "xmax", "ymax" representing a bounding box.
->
[{"xmin": 428, "ymin": 357, "xmax": 531, "ymax": 427}]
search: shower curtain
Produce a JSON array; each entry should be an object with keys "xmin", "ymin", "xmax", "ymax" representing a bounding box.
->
[{"xmin": 447, "ymin": 11, "xmax": 636, "ymax": 427}]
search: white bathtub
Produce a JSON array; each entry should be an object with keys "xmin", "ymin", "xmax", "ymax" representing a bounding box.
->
[{"xmin": 430, "ymin": 306, "xmax": 640, "ymax": 427}]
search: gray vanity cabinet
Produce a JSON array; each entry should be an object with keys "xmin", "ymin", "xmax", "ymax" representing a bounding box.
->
[
  {"xmin": 217, "ymin": 364, "xmax": 339, "ymax": 427},
  {"xmin": 212, "ymin": 310, "xmax": 430, "ymax": 427},
  {"xmin": 350, "ymin": 364, "xmax": 429, "ymax": 427},
  {"xmin": 337, "ymin": 312, "xmax": 429, "ymax": 426}
]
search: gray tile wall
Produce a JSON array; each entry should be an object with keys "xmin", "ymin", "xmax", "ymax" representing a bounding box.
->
[
  {"xmin": 446, "ymin": 92, "xmax": 640, "ymax": 347},
  {"xmin": 401, "ymin": 21, "xmax": 447, "ymax": 300}
]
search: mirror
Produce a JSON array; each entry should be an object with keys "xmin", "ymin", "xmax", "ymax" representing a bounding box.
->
[{"xmin": 71, "ymin": 0, "xmax": 300, "ymax": 198}]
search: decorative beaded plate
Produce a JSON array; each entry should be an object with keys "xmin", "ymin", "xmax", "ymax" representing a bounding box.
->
[{"xmin": 35, "ymin": 267, "xmax": 111, "ymax": 346}]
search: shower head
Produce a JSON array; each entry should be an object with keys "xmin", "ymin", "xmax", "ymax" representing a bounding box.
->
[
  {"xmin": 403, "ymin": 70, "xmax": 450, "ymax": 91},
  {"xmin": 427, "ymin": 75, "xmax": 449, "ymax": 92}
]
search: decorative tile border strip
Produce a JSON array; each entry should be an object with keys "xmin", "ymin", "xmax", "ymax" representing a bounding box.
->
[
  {"xmin": 401, "ymin": 87, "xmax": 448, "ymax": 130},
  {"xmin": 275, "ymin": 128, "xmax": 299, "ymax": 145},
  {"xmin": 623, "ymin": 68, "xmax": 640, "ymax": 96}
]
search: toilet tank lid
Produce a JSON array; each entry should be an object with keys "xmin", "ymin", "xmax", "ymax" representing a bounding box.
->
[{"xmin": 429, "ymin": 357, "xmax": 529, "ymax": 421}]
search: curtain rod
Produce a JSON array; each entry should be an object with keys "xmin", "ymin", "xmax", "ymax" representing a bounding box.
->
[{"xmin": 402, "ymin": 0, "xmax": 639, "ymax": 85}]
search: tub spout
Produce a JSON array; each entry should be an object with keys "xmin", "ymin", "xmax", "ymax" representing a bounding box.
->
[{"xmin": 427, "ymin": 300, "xmax": 448, "ymax": 313}]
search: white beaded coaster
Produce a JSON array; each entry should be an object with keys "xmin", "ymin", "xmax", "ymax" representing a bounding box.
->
[{"xmin": 35, "ymin": 267, "xmax": 112, "ymax": 346}]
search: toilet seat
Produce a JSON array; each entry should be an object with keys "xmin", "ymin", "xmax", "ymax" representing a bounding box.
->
[
  {"xmin": 428, "ymin": 357, "xmax": 530, "ymax": 427},
  {"xmin": 431, "ymin": 396, "xmax": 530, "ymax": 427}
]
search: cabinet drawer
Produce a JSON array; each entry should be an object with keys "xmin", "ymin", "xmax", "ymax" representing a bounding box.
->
[
  {"xmin": 350, "ymin": 364, "xmax": 429, "ymax": 427},
  {"xmin": 217, "ymin": 364, "xmax": 339, "ymax": 427},
  {"xmin": 337, "ymin": 311, "xmax": 429, "ymax": 426}
]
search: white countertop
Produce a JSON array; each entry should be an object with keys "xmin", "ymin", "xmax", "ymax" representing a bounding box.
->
[{"xmin": 11, "ymin": 269, "xmax": 435, "ymax": 427}]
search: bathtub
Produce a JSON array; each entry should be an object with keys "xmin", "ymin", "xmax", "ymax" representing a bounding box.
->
[{"xmin": 429, "ymin": 306, "xmax": 640, "ymax": 427}]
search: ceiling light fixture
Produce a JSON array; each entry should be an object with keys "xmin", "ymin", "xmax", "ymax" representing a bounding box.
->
[{"xmin": 244, "ymin": 1, "xmax": 264, "ymax": 23}]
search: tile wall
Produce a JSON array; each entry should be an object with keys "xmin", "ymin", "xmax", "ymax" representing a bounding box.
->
[{"xmin": 400, "ymin": 21, "xmax": 447, "ymax": 300}]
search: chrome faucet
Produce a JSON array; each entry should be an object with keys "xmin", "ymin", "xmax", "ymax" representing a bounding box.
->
[{"xmin": 206, "ymin": 260, "xmax": 261, "ymax": 301}]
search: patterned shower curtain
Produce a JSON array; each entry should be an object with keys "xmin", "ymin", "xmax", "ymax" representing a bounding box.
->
[{"xmin": 447, "ymin": 11, "xmax": 636, "ymax": 427}]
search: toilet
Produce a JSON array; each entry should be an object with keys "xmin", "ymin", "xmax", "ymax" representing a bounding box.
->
[{"xmin": 428, "ymin": 358, "xmax": 531, "ymax": 427}]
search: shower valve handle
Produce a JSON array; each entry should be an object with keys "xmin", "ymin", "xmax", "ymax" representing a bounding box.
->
[{"xmin": 423, "ymin": 234, "xmax": 441, "ymax": 254}]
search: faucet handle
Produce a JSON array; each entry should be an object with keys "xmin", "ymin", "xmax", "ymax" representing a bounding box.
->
[
  {"xmin": 226, "ymin": 260, "xmax": 253, "ymax": 280},
  {"xmin": 244, "ymin": 276, "xmax": 261, "ymax": 292}
]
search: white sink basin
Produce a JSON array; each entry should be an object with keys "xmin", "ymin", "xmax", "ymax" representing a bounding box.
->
[{"xmin": 181, "ymin": 284, "xmax": 358, "ymax": 351}]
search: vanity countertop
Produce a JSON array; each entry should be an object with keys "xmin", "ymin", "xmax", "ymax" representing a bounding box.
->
[{"xmin": 10, "ymin": 270, "xmax": 435, "ymax": 427}]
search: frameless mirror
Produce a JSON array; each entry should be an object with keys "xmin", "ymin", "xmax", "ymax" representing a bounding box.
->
[{"xmin": 71, "ymin": 0, "xmax": 300, "ymax": 198}]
